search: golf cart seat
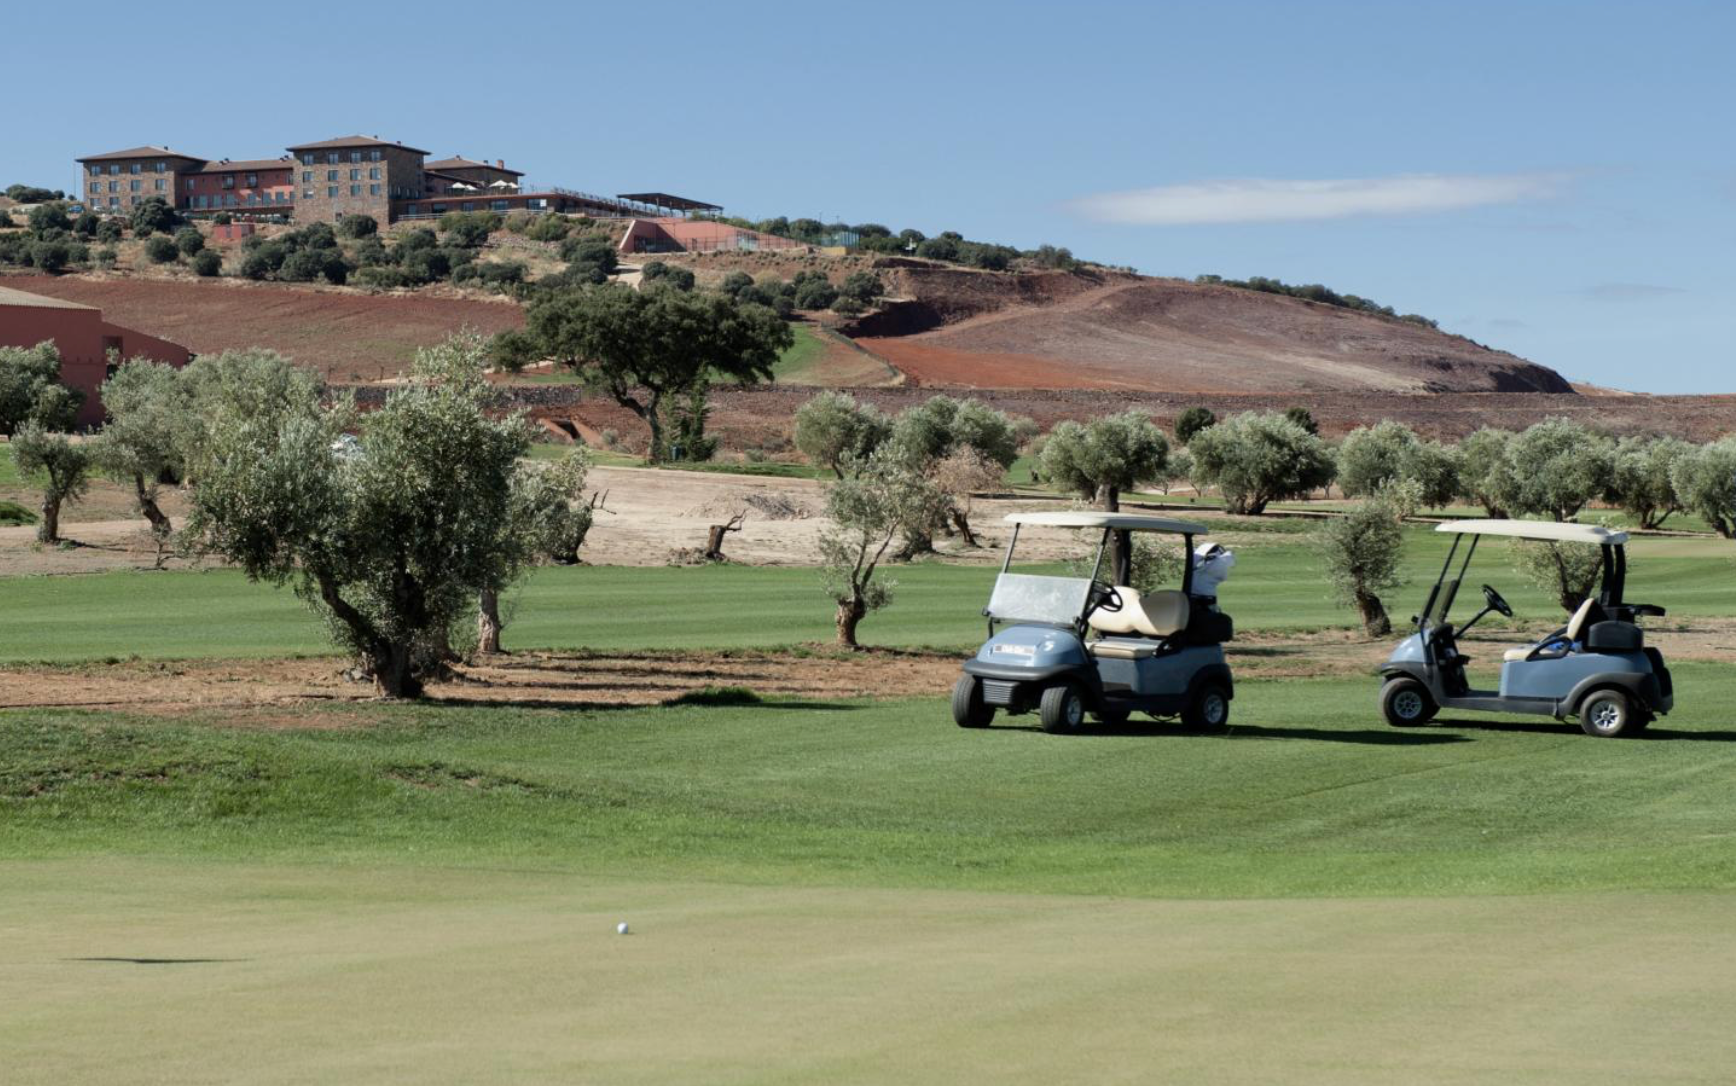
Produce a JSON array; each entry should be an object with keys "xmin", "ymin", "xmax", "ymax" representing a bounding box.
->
[
  {"xmin": 1088, "ymin": 588, "xmax": 1189, "ymax": 640},
  {"xmin": 1503, "ymin": 597, "xmax": 1600, "ymax": 662}
]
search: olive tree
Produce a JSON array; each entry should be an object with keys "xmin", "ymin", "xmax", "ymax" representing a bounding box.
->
[
  {"xmin": 928, "ymin": 447, "xmax": 1004, "ymax": 547},
  {"xmin": 506, "ymin": 283, "xmax": 790, "ymax": 461},
  {"xmin": 0, "ymin": 341, "xmax": 83, "ymax": 436},
  {"xmin": 1510, "ymin": 539, "xmax": 1605, "ymax": 612},
  {"xmin": 10, "ymin": 422, "xmax": 90, "ymax": 544},
  {"xmin": 819, "ymin": 449, "xmax": 949, "ymax": 647},
  {"xmin": 1457, "ymin": 427, "xmax": 1519, "ymax": 517},
  {"xmin": 1404, "ymin": 439, "xmax": 1462, "ymax": 510},
  {"xmin": 185, "ymin": 334, "xmax": 530, "ymax": 697},
  {"xmin": 887, "ymin": 396, "xmax": 1019, "ymax": 555},
  {"xmin": 1504, "ymin": 418, "xmax": 1615, "ymax": 522},
  {"xmin": 175, "ymin": 348, "xmax": 325, "ymax": 478},
  {"xmin": 1188, "ymin": 411, "xmax": 1336, "ymax": 515},
  {"xmin": 1336, "ymin": 421, "xmax": 1418, "ymax": 498},
  {"xmin": 792, "ymin": 390, "xmax": 890, "ymax": 478},
  {"xmin": 1671, "ymin": 437, "xmax": 1736, "ymax": 539},
  {"xmin": 1313, "ymin": 492, "xmax": 1407, "ymax": 636},
  {"xmin": 477, "ymin": 449, "xmax": 594, "ymax": 653},
  {"xmin": 1608, "ymin": 435, "xmax": 1692, "ymax": 530},
  {"xmin": 1038, "ymin": 411, "xmax": 1170, "ymax": 511},
  {"xmin": 90, "ymin": 360, "xmax": 187, "ymax": 564}
]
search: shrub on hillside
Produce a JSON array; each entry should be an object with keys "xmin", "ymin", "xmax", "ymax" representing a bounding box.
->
[
  {"xmin": 191, "ymin": 248, "xmax": 222, "ymax": 277},
  {"xmin": 439, "ymin": 210, "xmax": 500, "ymax": 247},
  {"xmin": 129, "ymin": 197, "xmax": 180, "ymax": 237},
  {"xmin": 143, "ymin": 236, "xmax": 180, "ymax": 264},
  {"xmin": 173, "ymin": 226, "xmax": 204, "ymax": 256},
  {"xmin": 521, "ymin": 214, "xmax": 571, "ymax": 243},
  {"xmin": 96, "ymin": 218, "xmax": 123, "ymax": 244},
  {"xmin": 337, "ymin": 213, "xmax": 378, "ymax": 239}
]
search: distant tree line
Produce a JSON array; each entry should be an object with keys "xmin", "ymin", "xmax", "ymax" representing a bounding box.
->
[{"xmin": 1194, "ymin": 274, "xmax": 1438, "ymax": 328}]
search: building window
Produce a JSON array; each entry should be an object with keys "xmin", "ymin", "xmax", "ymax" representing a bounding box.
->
[
  {"xmin": 301, "ymin": 153, "xmax": 314, "ymax": 166},
  {"xmin": 277, "ymin": 192, "xmax": 288, "ymax": 204},
  {"xmin": 431, "ymin": 204, "xmax": 447, "ymax": 214},
  {"xmin": 246, "ymin": 173, "xmax": 258, "ymax": 187},
  {"xmin": 349, "ymin": 150, "xmax": 361, "ymax": 163},
  {"xmin": 369, "ymin": 184, "xmax": 380, "ymax": 196},
  {"xmin": 325, "ymin": 152, "xmax": 337, "ymax": 164},
  {"xmin": 461, "ymin": 201, "xmax": 474, "ymax": 211},
  {"xmin": 369, "ymin": 149, "xmax": 382, "ymax": 161},
  {"xmin": 88, "ymin": 164, "xmax": 101, "ymax": 176},
  {"xmin": 222, "ymin": 176, "xmax": 235, "ymax": 189},
  {"xmin": 109, "ymin": 196, "xmax": 119, "ymax": 207},
  {"xmin": 327, "ymin": 186, "xmax": 338, "ymax": 197},
  {"xmin": 349, "ymin": 169, "xmax": 359, "ymax": 181},
  {"xmin": 109, "ymin": 164, "xmax": 120, "ymax": 175},
  {"xmin": 155, "ymin": 179, "xmax": 165, "ymax": 191},
  {"xmin": 154, "ymin": 161, "xmax": 165, "ymax": 173},
  {"xmin": 304, "ymin": 189, "xmax": 314, "ymax": 199},
  {"xmin": 350, "ymin": 184, "xmax": 361, "ymax": 196},
  {"xmin": 326, "ymin": 170, "xmax": 338, "ymax": 182},
  {"xmin": 406, "ymin": 205, "xmax": 420, "ymax": 216},
  {"xmin": 368, "ymin": 167, "xmax": 381, "ymax": 180},
  {"xmin": 301, "ymin": 170, "xmax": 311, "ymax": 182},
  {"xmin": 130, "ymin": 179, "xmax": 141, "ymax": 192},
  {"xmin": 130, "ymin": 196, "xmax": 140, "ymax": 205},
  {"xmin": 130, "ymin": 163, "xmax": 141, "ymax": 174}
]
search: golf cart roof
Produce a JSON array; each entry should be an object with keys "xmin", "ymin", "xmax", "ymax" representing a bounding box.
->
[
  {"xmin": 1005, "ymin": 511, "xmax": 1210, "ymax": 534},
  {"xmin": 1435, "ymin": 519, "xmax": 1629, "ymax": 546}
]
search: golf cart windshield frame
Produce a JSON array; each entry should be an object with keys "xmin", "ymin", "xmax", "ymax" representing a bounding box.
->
[
  {"xmin": 986, "ymin": 523, "xmax": 1197, "ymax": 633},
  {"xmin": 1419, "ymin": 530, "xmax": 1627, "ymax": 633}
]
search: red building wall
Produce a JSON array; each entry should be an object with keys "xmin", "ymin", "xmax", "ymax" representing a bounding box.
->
[
  {"xmin": 0, "ymin": 295, "xmax": 192, "ymax": 428},
  {"xmin": 182, "ymin": 167, "xmax": 296, "ymax": 212}
]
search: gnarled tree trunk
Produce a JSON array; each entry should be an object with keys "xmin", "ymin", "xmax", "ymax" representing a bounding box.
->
[
  {"xmin": 37, "ymin": 493, "xmax": 61, "ymax": 545},
  {"xmin": 133, "ymin": 474, "xmax": 173, "ymax": 568},
  {"xmin": 836, "ymin": 597, "xmax": 866, "ymax": 648},
  {"xmin": 477, "ymin": 587, "xmax": 503, "ymax": 654},
  {"xmin": 1355, "ymin": 590, "xmax": 1391, "ymax": 637}
]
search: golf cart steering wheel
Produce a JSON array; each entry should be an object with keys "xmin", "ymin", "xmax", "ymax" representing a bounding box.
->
[
  {"xmin": 1481, "ymin": 584, "xmax": 1514, "ymax": 618},
  {"xmin": 1088, "ymin": 583, "xmax": 1125, "ymax": 614}
]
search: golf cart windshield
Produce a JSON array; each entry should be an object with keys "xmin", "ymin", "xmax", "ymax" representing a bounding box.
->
[
  {"xmin": 987, "ymin": 573, "xmax": 1094, "ymax": 626},
  {"xmin": 987, "ymin": 511, "xmax": 1212, "ymax": 627}
]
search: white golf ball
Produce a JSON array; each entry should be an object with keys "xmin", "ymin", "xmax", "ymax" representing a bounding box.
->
[{"xmin": 616, "ymin": 922, "xmax": 630, "ymax": 935}]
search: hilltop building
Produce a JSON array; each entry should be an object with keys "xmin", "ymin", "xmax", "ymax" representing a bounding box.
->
[
  {"xmin": 0, "ymin": 285, "xmax": 191, "ymax": 428},
  {"xmin": 74, "ymin": 137, "xmax": 719, "ymax": 228}
]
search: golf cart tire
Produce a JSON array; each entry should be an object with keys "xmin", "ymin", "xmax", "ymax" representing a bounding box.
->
[
  {"xmin": 1579, "ymin": 689, "xmax": 1636, "ymax": 738},
  {"xmin": 1380, "ymin": 677, "xmax": 1438, "ymax": 727},
  {"xmin": 951, "ymin": 675, "xmax": 994, "ymax": 729},
  {"xmin": 1182, "ymin": 683, "xmax": 1232, "ymax": 731},
  {"xmin": 1039, "ymin": 682, "xmax": 1087, "ymax": 735}
]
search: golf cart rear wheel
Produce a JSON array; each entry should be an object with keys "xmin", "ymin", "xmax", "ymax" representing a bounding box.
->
[
  {"xmin": 1380, "ymin": 677, "xmax": 1437, "ymax": 727},
  {"xmin": 1039, "ymin": 682, "xmax": 1087, "ymax": 734},
  {"xmin": 1182, "ymin": 684, "xmax": 1231, "ymax": 731},
  {"xmin": 951, "ymin": 675, "xmax": 994, "ymax": 729},
  {"xmin": 1579, "ymin": 689, "xmax": 1635, "ymax": 738}
]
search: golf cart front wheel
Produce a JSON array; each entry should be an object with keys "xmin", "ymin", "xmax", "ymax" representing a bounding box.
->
[
  {"xmin": 1380, "ymin": 678, "xmax": 1437, "ymax": 727},
  {"xmin": 1182, "ymin": 684, "xmax": 1232, "ymax": 731},
  {"xmin": 1039, "ymin": 682, "xmax": 1087, "ymax": 734},
  {"xmin": 951, "ymin": 675, "xmax": 994, "ymax": 729},
  {"xmin": 1579, "ymin": 690, "xmax": 1636, "ymax": 738}
]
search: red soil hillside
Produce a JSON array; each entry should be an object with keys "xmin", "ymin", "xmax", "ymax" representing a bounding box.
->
[
  {"xmin": 3, "ymin": 275, "xmax": 523, "ymax": 380},
  {"xmin": 848, "ymin": 265, "xmax": 1573, "ymax": 395}
]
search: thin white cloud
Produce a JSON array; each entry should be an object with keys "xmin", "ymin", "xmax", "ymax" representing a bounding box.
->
[{"xmin": 1070, "ymin": 173, "xmax": 1569, "ymax": 226}]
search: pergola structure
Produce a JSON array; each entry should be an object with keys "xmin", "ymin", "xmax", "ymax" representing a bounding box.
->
[{"xmin": 615, "ymin": 192, "xmax": 723, "ymax": 218}]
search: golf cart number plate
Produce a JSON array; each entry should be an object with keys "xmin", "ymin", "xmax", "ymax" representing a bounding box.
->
[{"xmin": 992, "ymin": 644, "xmax": 1036, "ymax": 656}]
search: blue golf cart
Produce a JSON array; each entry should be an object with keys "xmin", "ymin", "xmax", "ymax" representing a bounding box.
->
[
  {"xmin": 952, "ymin": 512, "xmax": 1236, "ymax": 734},
  {"xmin": 1378, "ymin": 519, "xmax": 1673, "ymax": 738}
]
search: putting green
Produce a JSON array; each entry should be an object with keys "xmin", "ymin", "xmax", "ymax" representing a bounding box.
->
[{"xmin": 5, "ymin": 860, "xmax": 1734, "ymax": 1084}]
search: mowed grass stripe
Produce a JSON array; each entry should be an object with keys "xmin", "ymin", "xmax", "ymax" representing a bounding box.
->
[
  {"xmin": 2, "ymin": 526, "xmax": 1731, "ymax": 662},
  {"xmin": 6, "ymin": 666, "xmax": 1736, "ymax": 897}
]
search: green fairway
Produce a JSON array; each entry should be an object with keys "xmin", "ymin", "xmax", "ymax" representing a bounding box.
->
[
  {"xmin": 7, "ymin": 861, "xmax": 1734, "ymax": 1086},
  {"xmin": 7, "ymin": 668, "xmax": 1736, "ymax": 895},
  {"xmin": 770, "ymin": 321, "xmax": 829, "ymax": 380},
  {"xmin": 1, "ymin": 526, "xmax": 1729, "ymax": 664},
  {"xmin": 7, "ymin": 670, "xmax": 1736, "ymax": 1082}
]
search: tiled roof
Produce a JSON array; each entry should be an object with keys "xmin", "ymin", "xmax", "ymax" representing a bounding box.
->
[
  {"xmin": 426, "ymin": 157, "xmax": 524, "ymax": 177},
  {"xmin": 286, "ymin": 135, "xmax": 430, "ymax": 154},
  {"xmin": 0, "ymin": 285, "xmax": 98, "ymax": 311},
  {"xmin": 77, "ymin": 146, "xmax": 205, "ymax": 163},
  {"xmin": 191, "ymin": 158, "xmax": 295, "ymax": 174}
]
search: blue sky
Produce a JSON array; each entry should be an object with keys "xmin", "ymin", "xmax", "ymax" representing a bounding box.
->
[{"xmin": 13, "ymin": 1, "xmax": 1732, "ymax": 392}]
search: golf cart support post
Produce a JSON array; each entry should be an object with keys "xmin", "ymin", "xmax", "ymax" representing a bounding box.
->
[
  {"xmin": 953, "ymin": 512, "xmax": 1235, "ymax": 734},
  {"xmin": 1378, "ymin": 519, "xmax": 1673, "ymax": 738}
]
